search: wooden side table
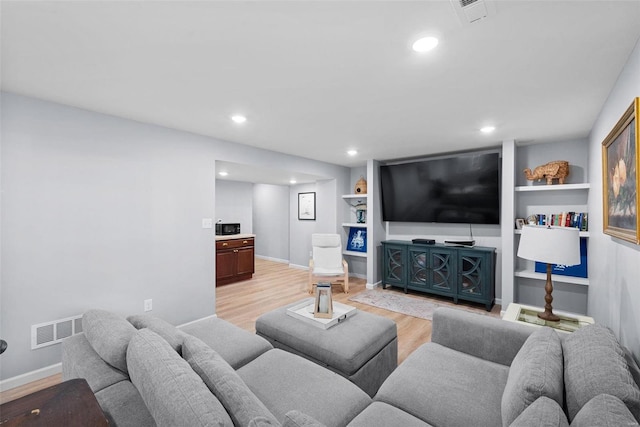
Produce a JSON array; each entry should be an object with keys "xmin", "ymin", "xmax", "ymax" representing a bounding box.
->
[
  {"xmin": 502, "ymin": 303, "xmax": 594, "ymax": 334},
  {"xmin": 0, "ymin": 378, "xmax": 108, "ymax": 426}
]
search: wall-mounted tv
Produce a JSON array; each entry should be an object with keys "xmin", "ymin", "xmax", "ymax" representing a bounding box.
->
[{"xmin": 380, "ymin": 151, "xmax": 501, "ymax": 225}]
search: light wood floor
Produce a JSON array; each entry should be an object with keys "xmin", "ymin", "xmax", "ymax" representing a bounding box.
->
[{"xmin": 0, "ymin": 258, "xmax": 500, "ymax": 404}]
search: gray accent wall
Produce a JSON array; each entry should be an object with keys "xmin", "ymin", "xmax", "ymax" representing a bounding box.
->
[
  {"xmin": 253, "ymin": 183, "xmax": 290, "ymax": 261},
  {"xmin": 1, "ymin": 93, "xmax": 217, "ymax": 380},
  {"xmin": 215, "ymin": 180, "xmax": 254, "ymax": 233},
  {"xmin": 0, "ymin": 92, "xmax": 350, "ymax": 382},
  {"xmin": 288, "ymin": 180, "xmax": 340, "ymax": 269},
  {"xmin": 587, "ymin": 37, "xmax": 640, "ymax": 362}
]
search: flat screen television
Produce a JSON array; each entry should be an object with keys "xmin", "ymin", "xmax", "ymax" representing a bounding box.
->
[{"xmin": 380, "ymin": 152, "xmax": 501, "ymax": 224}]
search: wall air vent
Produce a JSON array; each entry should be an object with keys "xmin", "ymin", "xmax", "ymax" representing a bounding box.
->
[
  {"xmin": 451, "ymin": 0, "xmax": 496, "ymax": 25},
  {"xmin": 31, "ymin": 314, "xmax": 83, "ymax": 349}
]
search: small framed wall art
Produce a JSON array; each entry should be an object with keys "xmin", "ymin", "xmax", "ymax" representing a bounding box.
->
[
  {"xmin": 346, "ymin": 227, "xmax": 367, "ymax": 253},
  {"xmin": 602, "ymin": 97, "xmax": 639, "ymax": 244},
  {"xmin": 298, "ymin": 192, "xmax": 316, "ymax": 221}
]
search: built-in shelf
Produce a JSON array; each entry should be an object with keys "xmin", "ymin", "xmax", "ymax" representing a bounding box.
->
[
  {"xmin": 342, "ymin": 194, "xmax": 368, "ymax": 199},
  {"xmin": 342, "ymin": 223, "xmax": 366, "ymax": 228},
  {"xmin": 514, "ymin": 229, "xmax": 590, "ymax": 238},
  {"xmin": 514, "ymin": 269, "xmax": 589, "ymax": 286},
  {"xmin": 515, "ymin": 183, "xmax": 590, "ymax": 192},
  {"xmin": 343, "ymin": 250, "xmax": 367, "ymax": 258}
]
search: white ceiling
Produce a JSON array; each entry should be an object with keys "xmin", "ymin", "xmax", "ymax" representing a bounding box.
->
[{"xmin": 2, "ymin": 0, "xmax": 640, "ymax": 174}]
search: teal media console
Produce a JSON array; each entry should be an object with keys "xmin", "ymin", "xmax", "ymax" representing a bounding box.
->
[{"xmin": 381, "ymin": 240, "xmax": 496, "ymax": 311}]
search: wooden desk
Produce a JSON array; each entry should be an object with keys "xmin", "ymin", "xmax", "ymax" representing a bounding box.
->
[{"xmin": 0, "ymin": 378, "xmax": 108, "ymax": 426}]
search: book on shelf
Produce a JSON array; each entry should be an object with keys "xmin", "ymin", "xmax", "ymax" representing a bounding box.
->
[{"xmin": 527, "ymin": 212, "xmax": 588, "ymax": 231}]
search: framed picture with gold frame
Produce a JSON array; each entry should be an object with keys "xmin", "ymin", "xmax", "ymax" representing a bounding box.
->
[{"xmin": 602, "ymin": 97, "xmax": 640, "ymax": 244}]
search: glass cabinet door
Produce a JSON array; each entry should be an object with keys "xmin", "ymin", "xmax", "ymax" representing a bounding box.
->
[
  {"xmin": 383, "ymin": 244, "xmax": 406, "ymax": 288},
  {"xmin": 429, "ymin": 249, "xmax": 455, "ymax": 294},
  {"xmin": 458, "ymin": 252, "xmax": 486, "ymax": 298},
  {"xmin": 408, "ymin": 248, "xmax": 428, "ymax": 289}
]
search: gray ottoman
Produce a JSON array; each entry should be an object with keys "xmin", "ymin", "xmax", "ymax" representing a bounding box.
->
[{"xmin": 255, "ymin": 299, "xmax": 398, "ymax": 397}]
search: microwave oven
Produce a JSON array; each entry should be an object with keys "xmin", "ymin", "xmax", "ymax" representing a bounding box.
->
[{"xmin": 216, "ymin": 223, "xmax": 241, "ymax": 235}]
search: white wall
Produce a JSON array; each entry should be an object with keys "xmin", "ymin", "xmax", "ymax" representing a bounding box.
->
[
  {"xmin": 253, "ymin": 183, "xmax": 290, "ymax": 262},
  {"xmin": 1, "ymin": 93, "xmax": 217, "ymax": 380},
  {"xmin": 0, "ymin": 92, "xmax": 350, "ymax": 383},
  {"xmin": 587, "ymin": 37, "xmax": 640, "ymax": 361},
  {"xmin": 287, "ymin": 180, "xmax": 341, "ymax": 268},
  {"xmin": 215, "ymin": 180, "xmax": 254, "ymax": 233}
]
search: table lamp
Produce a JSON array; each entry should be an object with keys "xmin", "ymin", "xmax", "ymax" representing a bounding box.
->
[{"xmin": 517, "ymin": 225, "xmax": 580, "ymax": 321}]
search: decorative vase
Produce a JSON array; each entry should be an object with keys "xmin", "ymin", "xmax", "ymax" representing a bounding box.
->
[
  {"xmin": 354, "ymin": 176, "xmax": 367, "ymax": 194},
  {"xmin": 356, "ymin": 209, "xmax": 366, "ymax": 223}
]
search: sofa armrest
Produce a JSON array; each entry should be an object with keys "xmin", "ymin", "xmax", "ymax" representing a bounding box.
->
[{"xmin": 431, "ymin": 307, "xmax": 535, "ymax": 366}]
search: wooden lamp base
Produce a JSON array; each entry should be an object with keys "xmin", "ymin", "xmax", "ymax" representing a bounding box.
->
[{"xmin": 537, "ymin": 263, "xmax": 560, "ymax": 322}]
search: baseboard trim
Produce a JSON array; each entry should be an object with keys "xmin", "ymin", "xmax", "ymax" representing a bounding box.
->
[
  {"xmin": 0, "ymin": 363, "xmax": 62, "ymax": 392},
  {"xmin": 288, "ymin": 263, "xmax": 309, "ymax": 271},
  {"xmin": 255, "ymin": 255, "xmax": 289, "ymax": 264},
  {"xmin": 366, "ymin": 281, "xmax": 382, "ymax": 290}
]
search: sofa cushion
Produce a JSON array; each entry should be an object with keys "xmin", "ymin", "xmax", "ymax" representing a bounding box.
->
[
  {"xmin": 182, "ymin": 334, "xmax": 280, "ymax": 426},
  {"xmin": 282, "ymin": 410, "xmax": 327, "ymax": 427},
  {"xmin": 61, "ymin": 333, "xmax": 129, "ymax": 393},
  {"xmin": 501, "ymin": 327, "xmax": 564, "ymax": 426},
  {"xmin": 347, "ymin": 402, "xmax": 432, "ymax": 427},
  {"xmin": 509, "ymin": 397, "xmax": 569, "ymax": 427},
  {"xmin": 127, "ymin": 313, "xmax": 186, "ymax": 353},
  {"xmin": 94, "ymin": 380, "xmax": 156, "ymax": 427},
  {"xmin": 570, "ymin": 394, "xmax": 640, "ymax": 427},
  {"xmin": 563, "ymin": 324, "xmax": 640, "ymax": 422},
  {"xmin": 83, "ymin": 309, "xmax": 137, "ymax": 374},
  {"xmin": 180, "ymin": 317, "xmax": 273, "ymax": 369},
  {"xmin": 375, "ymin": 342, "xmax": 509, "ymax": 427},
  {"xmin": 238, "ymin": 349, "xmax": 371, "ymax": 427},
  {"xmin": 127, "ymin": 328, "xmax": 233, "ymax": 427}
]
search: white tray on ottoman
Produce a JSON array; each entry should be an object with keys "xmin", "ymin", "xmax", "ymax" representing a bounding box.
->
[{"xmin": 286, "ymin": 298, "xmax": 357, "ymax": 329}]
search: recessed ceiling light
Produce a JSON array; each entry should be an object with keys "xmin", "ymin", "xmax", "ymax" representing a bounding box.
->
[
  {"xmin": 347, "ymin": 150, "xmax": 358, "ymax": 156},
  {"xmin": 480, "ymin": 126, "xmax": 496, "ymax": 134},
  {"xmin": 231, "ymin": 115, "xmax": 247, "ymax": 124},
  {"xmin": 289, "ymin": 179, "xmax": 297, "ymax": 184},
  {"xmin": 219, "ymin": 171, "xmax": 228, "ymax": 177},
  {"xmin": 412, "ymin": 36, "xmax": 439, "ymax": 53}
]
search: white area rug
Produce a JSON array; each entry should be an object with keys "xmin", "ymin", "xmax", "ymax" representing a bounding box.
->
[{"xmin": 348, "ymin": 289, "xmax": 493, "ymax": 320}]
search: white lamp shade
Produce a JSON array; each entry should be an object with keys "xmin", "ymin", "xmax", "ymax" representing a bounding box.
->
[{"xmin": 517, "ymin": 225, "xmax": 580, "ymax": 266}]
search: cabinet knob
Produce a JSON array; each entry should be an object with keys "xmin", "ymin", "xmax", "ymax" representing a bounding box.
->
[
  {"xmin": 234, "ymin": 249, "xmax": 238, "ymax": 253},
  {"xmin": 222, "ymin": 242, "xmax": 228, "ymax": 247},
  {"xmin": 243, "ymin": 240, "xmax": 248, "ymax": 244}
]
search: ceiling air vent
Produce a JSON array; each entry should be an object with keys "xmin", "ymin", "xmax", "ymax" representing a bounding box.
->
[
  {"xmin": 451, "ymin": 0, "xmax": 496, "ymax": 25},
  {"xmin": 460, "ymin": 0, "xmax": 479, "ymax": 7}
]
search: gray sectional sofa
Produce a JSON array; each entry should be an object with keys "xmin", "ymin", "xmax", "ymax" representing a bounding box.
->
[{"xmin": 61, "ymin": 306, "xmax": 640, "ymax": 427}]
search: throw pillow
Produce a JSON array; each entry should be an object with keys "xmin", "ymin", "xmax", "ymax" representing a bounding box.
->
[
  {"xmin": 127, "ymin": 313, "xmax": 186, "ymax": 353},
  {"xmin": 509, "ymin": 397, "xmax": 569, "ymax": 427},
  {"xmin": 82, "ymin": 309, "xmax": 137, "ymax": 374},
  {"xmin": 127, "ymin": 328, "xmax": 233, "ymax": 427},
  {"xmin": 571, "ymin": 394, "xmax": 640, "ymax": 427},
  {"xmin": 182, "ymin": 334, "xmax": 280, "ymax": 427},
  {"xmin": 501, "ymin": 326, "xmax": 564, "ymax": 427},
  {"xmin": 563, "ymin": 324, "xmax": 640, "ymax": 422}
]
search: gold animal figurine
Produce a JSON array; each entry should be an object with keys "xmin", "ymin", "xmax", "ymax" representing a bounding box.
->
[{"xmin": 523, "ymin": 160, "xmax": 569, "ymax": 185}]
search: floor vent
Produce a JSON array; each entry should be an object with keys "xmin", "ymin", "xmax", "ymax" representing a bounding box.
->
[{"xmin": 31, "ymin": 315, "xmax": 83, "ymax": 349}]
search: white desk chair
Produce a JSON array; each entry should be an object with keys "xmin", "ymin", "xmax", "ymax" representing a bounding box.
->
[{"xmin": 308, "ymin": 233, "xmax": 349, "ymax": 294}]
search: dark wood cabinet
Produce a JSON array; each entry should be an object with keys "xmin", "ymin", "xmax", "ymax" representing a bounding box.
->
[
  {"xmin": 216, "ymin": 237, "xmax": 255, "ymax": 286},
  {"xmin": 382, "ymin": 240, "xmax": 495, "ymax": 311}
]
